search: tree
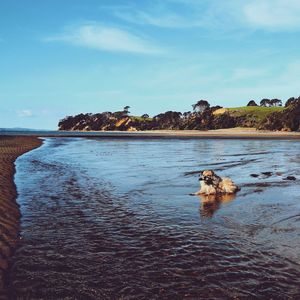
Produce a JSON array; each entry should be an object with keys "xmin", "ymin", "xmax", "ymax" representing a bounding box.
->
[
  {"xmin": 141, "ymin": 114, "xmax": 149, "ymax": 119},
  {"xmin": 210, "ymin": 105, "xmax": 223, "ymax": 112},
  {"xmin": 285, "ymin": 97, "xmax": 296, "ymax": 107},
  {"xmin": 258, "ymin": 98, "xmax": 300, "ymax": 131},
  {"xmin": 182, "ymin": 111, "xmax": 191, "ymax": 118},
  {"xmin": 260, "ymin": 98, "xmax": 271, "ymax": 107},
  {"xmin": 247, "ymin": 100, "xmax": 258, "ymax": 106},
  {"xmin": 270, "ymin": 99, "xmax": 282, "ymax": 107},
  {"xmin": 123, "ymin": 106, "xmax": 130, "ymax": 115},
  {"xmin": 114, "ymin": 111, "xmax": 125, "ymax": 119},
  {"xmin": 212, "ymin": 112, "xmax": 236, "ymax": 129},
  {"xmin": 192, "ymin": 100, "xmax": 210, "ymax": 113},
  {"xmin": 153, "ymin": 111, "xmax": 182, "ymax": 129}
]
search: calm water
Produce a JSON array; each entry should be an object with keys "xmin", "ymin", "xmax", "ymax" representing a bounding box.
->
[{"xmin": 9, "ymin": 138, "xmax": 300, "ymax": 299}]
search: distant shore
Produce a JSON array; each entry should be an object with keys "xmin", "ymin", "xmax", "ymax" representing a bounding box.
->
[
  {"xmin": 92, "ymin": 128, "xmax": 300, "ymax": 139},
  {"xmin": 1, "ymin": 128, "xmax": 300, "ymax": 139},
  {"xmin": 0, "ymin": 136, "xmax": 42, "ymax": 297}
]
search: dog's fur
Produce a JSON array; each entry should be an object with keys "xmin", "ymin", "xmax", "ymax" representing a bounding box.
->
[{"xmin": 194, "ymin": 170, "xmax": 239, "ymax": 195}]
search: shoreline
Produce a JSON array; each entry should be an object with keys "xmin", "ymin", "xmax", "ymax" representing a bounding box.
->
[
  {"xmin": 1, "ymin": 128, "xmax": 300, "ymax": 139},
  {"xmin": 0, "ymin": 136, "xmax": 42, "ymax": 298}
]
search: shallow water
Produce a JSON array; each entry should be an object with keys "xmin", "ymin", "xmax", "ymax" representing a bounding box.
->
[{"xmin": 9, "ymin": 138, "xmax": 300, "ymax": 299}]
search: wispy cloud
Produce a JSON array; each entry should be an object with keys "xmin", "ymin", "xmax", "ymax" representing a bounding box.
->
[
  {"xmin": 17, "ymin": 109, "xmax": 33, "ymax": 117},
  {"xmin": 106, "ymin": 0, "xmax": 300, "ymax": 32},
  {"xmin": 103, "ymin": 1, "xmax": 209, "ymax": 28},
  {"xmin": 44, "ymin": 24, "xmax": 163, "ymax": 54},
  {"xmin": 243, "ymin": 0, "xmax": 300, "ymax": 30},
  {"xmin": 111, "ymin": 7, "xmax": 202, "ymax": 28}
]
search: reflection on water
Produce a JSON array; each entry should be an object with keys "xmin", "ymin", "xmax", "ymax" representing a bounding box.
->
[
  {"xmin": 199, "ymin": 194, "xmax": 236, "ymax": 218},
  {"xmin": 9, "ymin": 138, "xmax": 300, "ymax": 299}
]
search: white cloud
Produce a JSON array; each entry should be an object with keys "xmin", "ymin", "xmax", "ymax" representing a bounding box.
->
[
  {"xmin": 243, "ymin": 0, "xmax": 300, "ymax": 30},
  {"xmin": 44, "ymin": 24, "xmax": 163, "ymax": 54},
  {"xmin": 107, "ymin": 0, "xmax": 300, "ymax": 31},
  {"xmin": 17, "ymin": 109, "xmax": 33, "ymax": 117}
]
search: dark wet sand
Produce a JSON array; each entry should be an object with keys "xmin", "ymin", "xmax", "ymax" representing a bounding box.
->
[{"xmin": 0, "ymin": 136, "xmax": 42, "ymax": 298}]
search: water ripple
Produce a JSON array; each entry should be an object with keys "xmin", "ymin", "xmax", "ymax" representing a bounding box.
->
[{"xmin": 8, "ymin": 138, "xmax": 300, "ymax": 299}]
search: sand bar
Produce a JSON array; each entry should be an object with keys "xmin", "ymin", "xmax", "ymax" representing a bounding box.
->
[
  {"xmin": 0, "ymin": 136, "xmax": 42, "ymax": 298},
  {"xmin": 1, "ymin": 128, "xmax": 300, "ymax": 139}
]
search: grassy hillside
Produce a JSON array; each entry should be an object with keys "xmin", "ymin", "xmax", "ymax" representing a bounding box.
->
[
  {"xmin": 226, "ymin": 106, "xmax": 285, "ymax": 121},
  {"xmin": 131, "ymin": 116, "xmax": 153, "ymax": 122},
  {"xmin": 213, "ymin": 106, "xmax": 285, "ymax": 128}
]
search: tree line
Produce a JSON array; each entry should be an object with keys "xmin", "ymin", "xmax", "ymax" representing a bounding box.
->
[
  {"xmin": 247, "ymin": 96, "xmax": 300, "ymax": 108},
  {"xmin": 58, "ymin": 96, "xmax": 300, "ymax": 132}
]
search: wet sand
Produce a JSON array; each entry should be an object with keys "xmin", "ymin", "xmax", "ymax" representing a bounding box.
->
[
  {"xmin": 2, "ymin": 127, "xmax": 300, "ymax": 139},
  {"xmin": 123, "ymin": 128, "xmax": 300, "ymax": 139},
  {"xmin": 0, "ymin": 136, "xmax": 42, "ymax": 297}
]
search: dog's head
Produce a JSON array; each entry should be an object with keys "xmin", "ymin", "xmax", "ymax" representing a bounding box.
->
[{"xmin": 199, "ymin": 170, "xmax": 215, "ymax": 185}]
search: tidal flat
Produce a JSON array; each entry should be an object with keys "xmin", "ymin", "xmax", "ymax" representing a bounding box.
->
[
  {"xmin": 6, "ymin": 137, "xmax": 300, "ymax": 299},
  {"xmin": 0, "ymin": 136, "xmax": 42, "ymax": 298}
]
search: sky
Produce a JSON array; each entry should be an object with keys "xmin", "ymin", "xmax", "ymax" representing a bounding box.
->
[{"xmin": 1, "ymin": 0, "xmax": 300, "ymax": 129}]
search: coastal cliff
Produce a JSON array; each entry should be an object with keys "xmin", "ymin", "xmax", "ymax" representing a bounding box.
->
[{"xmin": 58, "ymin": 97, "xmax": 300, "ymax": 132}]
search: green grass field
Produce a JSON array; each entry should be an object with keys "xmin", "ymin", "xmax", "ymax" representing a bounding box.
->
[
  {"xmin": 227, "ymin": 106, "xmax": 285, "ymax": 121},
  {"xmin": 131, "ymin": 116, "xmax": 153, "ymax": 122}
]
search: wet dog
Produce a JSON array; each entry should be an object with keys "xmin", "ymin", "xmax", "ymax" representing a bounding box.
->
[{"xmin": 193, "ymin": 170, "xmax": 240, "ymax": 195}]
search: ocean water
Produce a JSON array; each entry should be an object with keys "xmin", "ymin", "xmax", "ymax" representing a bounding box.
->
[{"xmin": 9, "ymin": 138, "xmax": 300, "ymax": 299}]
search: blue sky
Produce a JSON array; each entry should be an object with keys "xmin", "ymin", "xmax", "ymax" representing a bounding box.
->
[{"xmin": 1, "ymin": 0, "xmax": 300, "ymax": 129}]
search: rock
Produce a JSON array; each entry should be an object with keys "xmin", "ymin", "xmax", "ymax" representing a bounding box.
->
[
  {"xmin": 127, "ymin": 126, "xmax": 137, "ymax": 131},
  {"xmin": 250, "ymin": 174, "xmax": 259, "ymax": 178},
  {"xmin": 262, "ymin": 172, "xmax": 272, "ymax": 176},
  {"xmin": 256, "ymin": 182, "xmax": 271, "ymax": 187},
  {"xmin": 284, "ymin": 176, "xmax": 296, "ymax": 181}
]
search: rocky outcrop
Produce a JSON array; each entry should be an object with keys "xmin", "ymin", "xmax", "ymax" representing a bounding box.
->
[
  {"xmin": 58, "ymin": 97, "xmax": 300, "ymax": 132},
  {"xmin": 58, "ymin": 110, "xmax": 233, "ymax": 131}
]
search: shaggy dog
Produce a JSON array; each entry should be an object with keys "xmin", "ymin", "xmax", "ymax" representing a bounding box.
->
[{"xmin": 193, "ymin": 170, "xmax": 239, "ymax": 196}]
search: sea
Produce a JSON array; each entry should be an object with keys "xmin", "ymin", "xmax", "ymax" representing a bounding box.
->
[{"xmin": 8, "ymin": 137, "xmax": 300, "ymax": 299}]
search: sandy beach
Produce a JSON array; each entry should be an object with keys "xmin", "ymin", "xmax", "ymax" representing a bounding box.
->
[
  {"xmin": 2, "ymin": 127, "xmax": 300, "ymax": 139},
  {"xmin": 0, "ymin": 136, "xmax": 42, "ymax": 297},
  {"xmin": 122, "ymin": 128, "xmax": 300, "ymax": 139}
]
